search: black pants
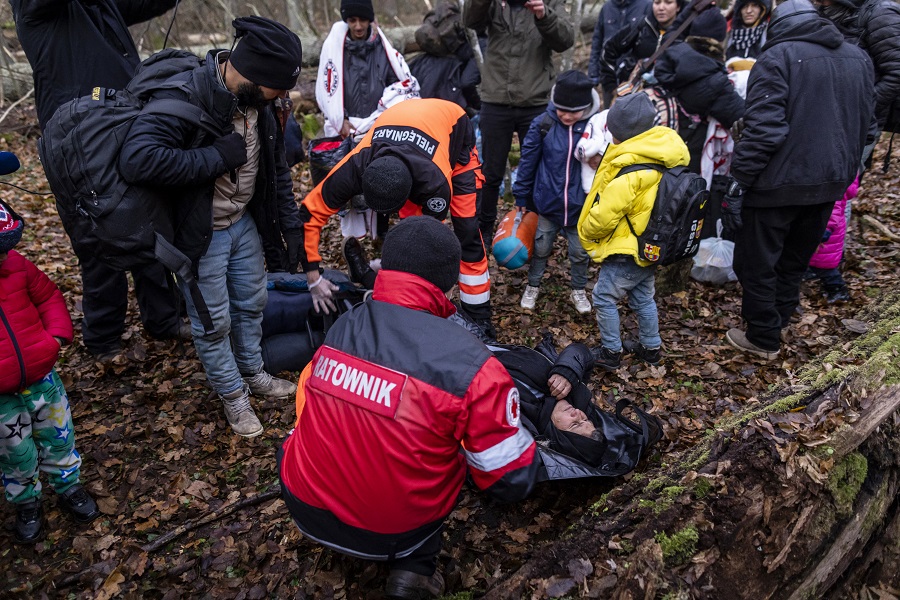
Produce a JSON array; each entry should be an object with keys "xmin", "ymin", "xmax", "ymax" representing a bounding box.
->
[
  {"xmin": 477, "ymin": 102, "xmax": 546, "ymax": 247},
  {"xmin": 79, "ymin": 253, "xmax": 180, "ymax": 355},
  {"xmin": 733, "ymin": 203, "xmax": 834, "ymax": 351}
]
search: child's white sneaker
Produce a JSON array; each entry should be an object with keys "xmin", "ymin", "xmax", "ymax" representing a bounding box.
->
[
  {"xmin": 520, "ymin": 285, "xmax": 540, "ymax": 310},
  {"xmin": 570, "ymin": 289, "xmax": 591, "ymax": 314}
]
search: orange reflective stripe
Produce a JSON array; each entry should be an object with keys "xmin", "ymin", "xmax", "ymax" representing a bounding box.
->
[{"xmin": 294, "ymin": 362, "xmax": 314, "ymax": 428}]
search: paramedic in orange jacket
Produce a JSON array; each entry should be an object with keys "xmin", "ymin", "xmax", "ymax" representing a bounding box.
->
[{"xmin": 298, "ymin": 98, "xmax": 492, "ymax": 329}]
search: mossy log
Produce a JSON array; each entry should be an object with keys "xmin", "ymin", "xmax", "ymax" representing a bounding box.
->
[{"xmin": 484, "ymin": 291, "xmax": 900, "ymax": 599}]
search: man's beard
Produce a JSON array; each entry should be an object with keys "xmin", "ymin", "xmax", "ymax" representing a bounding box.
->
[{"xmin": 235, "ymin": 82, "xmax": 269, "ymax": 111}]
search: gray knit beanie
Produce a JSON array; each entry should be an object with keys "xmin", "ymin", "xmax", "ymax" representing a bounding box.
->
[
  {"xmin": 381, "ymin": 216, "xmax": 460, "ymax": 292},
  {"xmin": 607, "ymin": 94, "xmax": 658, "ymax": 142},
  {"xmin": 362, "ymin": 155, "xmax": 414, "ymax": 213}
]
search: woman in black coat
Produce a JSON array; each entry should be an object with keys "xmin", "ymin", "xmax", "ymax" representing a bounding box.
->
[
  {"xmin": 725, "ymin": 0, "xmax": 772, "ymax": 60},
  {"xmin": 602, "ymin": 0, "xmax": 685, "ymax": 87}
]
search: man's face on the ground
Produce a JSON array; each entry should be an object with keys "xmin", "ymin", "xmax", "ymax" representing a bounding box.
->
[
  {"xmin": 550, "ymin": 400, "xmax": 596, "ymax": 437},
  {"xmin": 347, "ymin": 17, "xmax": 371, "ymax": 40}
]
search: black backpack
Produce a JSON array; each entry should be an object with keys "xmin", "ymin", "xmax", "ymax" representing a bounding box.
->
[
  {"xmin": 615, "ymin": 163, "xmax": 709, "ymax": 266},
  {"xmin": 415, "ymin": 1, "xmax": 465, "ymax": 56},
  {"xmin": 38, "ymin": 49, "xmax": 222, "ymax": 333}
]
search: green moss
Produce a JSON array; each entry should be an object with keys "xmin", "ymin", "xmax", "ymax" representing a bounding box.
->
[
  {"xmin": 655, "ymin": 527, "xmax": 699, "ymax": 566},
  {"xmin": 644, "ymin": 477, "xmax": 670, "ymax": 493},
  {"xmin": 661, "ymin": 486, "xmax": 685, "ymax": 500},
  {"xmin": 826, "ymin": 452, "xmax": 868, "ymax": 517},
  {"xmin": 693, "ymin": 478, "xmax": 713, "ymax": 499},
  {"xmin": 589, "ymin": 492, "xmax": 610, "ymax": 515}
]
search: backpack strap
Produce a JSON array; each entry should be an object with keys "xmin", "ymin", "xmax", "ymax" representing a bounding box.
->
[
  {"xmin": 140, "ymin": 98, "xmax": 223, "ymax": 137},
  {"xmin": 613, "ymin": 163, "xmax": 666, "ymax": 237},
  {"xmin": 154, "ymin": 234, "xmax": 216, "ymax": 335},
  {"xmin": 538, "ymin": 113, "xmax": 554, "ymax": 139}
]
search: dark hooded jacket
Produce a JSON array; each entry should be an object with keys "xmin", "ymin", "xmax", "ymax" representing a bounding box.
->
[
  {"xmin": 725, "ymin": 0, "xmax": 772, "ymax": 59},
  {"xmin": 343, "ymin": 32, "xmax": 399, "ymax": 119},
  {"xmin": 601, "ymin": 5, "xmax": 672, "ymax": 86},
  {"xmin": 11, "ymin": 0, "xmax": 177, "ymax": 129},
  {"xmin": 589, "ymin": 0, "xmax": 652, "ymax": 88},
  {"xmin": 409, "ymin": 43, "xmax": 482, "ymax": 111},
  {"xmin": 117, "ymin": 51, "xmax": 302, "ymax": 271},
  {"xmin": 654, "ymin": 37, "xmax": 745, "ymax": 128},
  {"xmin": 731, "ymin": 15, "xmax": 875, "ymax": 208},
  {"xmin": 824, "ymin": 0, "xmax": 900, "ymax": 128}
]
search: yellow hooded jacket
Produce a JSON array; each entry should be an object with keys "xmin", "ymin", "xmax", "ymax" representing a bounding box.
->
[{"xmin": 577, "ymin": 126, "xmax": 690, "ymax": 267}]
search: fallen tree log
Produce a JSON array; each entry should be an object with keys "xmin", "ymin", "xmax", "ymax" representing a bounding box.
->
[{"xmin": 485, "ymin": 290, "xmax": 900, "ymax": 599}]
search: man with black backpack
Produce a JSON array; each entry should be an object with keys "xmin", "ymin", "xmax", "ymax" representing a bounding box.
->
[
  {"xmin": 117, "ymin": 17, "xmax": 305, "ymax": 438},
  {"xmin": 11, "ymin": 0, "xmax": 183, "ymax": 362}
]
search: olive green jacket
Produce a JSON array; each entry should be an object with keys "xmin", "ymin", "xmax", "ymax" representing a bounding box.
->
[{"xmin": 463, "ymin": 0, "xmax": 574, "ymax": 106}]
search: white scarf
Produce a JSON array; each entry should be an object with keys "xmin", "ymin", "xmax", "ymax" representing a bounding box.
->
[{"xmin": 317, "ymin": 21, "xmax": 419, "ymax": 140}]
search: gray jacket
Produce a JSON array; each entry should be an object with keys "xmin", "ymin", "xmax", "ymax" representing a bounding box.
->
[{"xmin": 463, "ymin": 0, "xmax": 574, "ymax": 106}]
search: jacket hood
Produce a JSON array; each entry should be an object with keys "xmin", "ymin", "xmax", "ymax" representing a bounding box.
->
[
  {"xmin": 372, "ymin": 269, "xmax": 458, "ymax": 318},
  {"xmin": 604, "ymin": 126, "xmax": 691, "ymax": 170},
  {"xmin": 764, "ymin": 13, "xmax": 844, "ymax": 49},
  {"xmin": 547, "ymin": 88, "xmax": 602, "ymax": 123},
  {"xmin": 731, "ymin": 0, "xmax": 772, "ymax": 25}
]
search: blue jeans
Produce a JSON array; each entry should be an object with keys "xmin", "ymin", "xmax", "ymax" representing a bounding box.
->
[
  {"xmin": 527, "ymin": 216, "xmax": 590, "ymax": 290},
  {"xmin": 591, "ymin": 256, "xmax": 660, "ymax": 352},
  {"xmin": 180, "ymin": 214, "xmax": 267, "ymax": 396}
]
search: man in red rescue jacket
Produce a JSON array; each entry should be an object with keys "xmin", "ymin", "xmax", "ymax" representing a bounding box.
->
[
  {"xmin": 279, "ymin": 217, "xmax": 538, "ymax": 600},
  {"xmin": 297, "ymin": 98, "xmax": 494, "ymax": 335}
]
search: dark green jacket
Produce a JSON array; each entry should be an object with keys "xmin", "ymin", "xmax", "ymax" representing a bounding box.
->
[{"xmin": 463, "ymin": 0, "xmax": 574, "ymax": 106}]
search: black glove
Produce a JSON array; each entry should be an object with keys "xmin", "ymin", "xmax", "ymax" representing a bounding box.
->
[
  {"xmin": 283, "ymin": 229, "xmax": 303, "ymax": 274},
  {"xmin": 730, "ymin": 118, "xmax": 745, "ymax": 141},
  {"xmin": 212, "ymin": 132, "xmax": 247, "ymax": 172},
  {"xmin": 721, "ymin": 178, "xmax": 745, "ymax": 234}
]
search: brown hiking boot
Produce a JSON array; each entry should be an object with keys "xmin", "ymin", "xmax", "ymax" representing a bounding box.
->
[
  {"xmin": 220, "ymin": 384, "xmax": 264, "ymax": 438},
  {"xmin": 385, "ymin": 569, "xmax": 444, "ymax": 600},
  {"xmin": 725, "ymin": 328, "xmax": 779, "ymax": 360}
]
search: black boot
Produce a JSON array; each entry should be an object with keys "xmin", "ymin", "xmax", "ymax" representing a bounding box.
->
[
  {"xmin": 590, "ymin": 346, "xmax": 622, "ymax": 371},
  {"xmin": 342, "ymin": 237, "xmax": 376, "ymax": 289},
  {"xmin": 15, "ymin": 499, "xmax": 44, "ymax": 544},
  {"xmin": 58, "ymin": 484, "xmax": 100, "ymax": 524},
  {"xmin": 385, "ymin": 569, "xmax": 444, "ymax": 600},
  {"xmin": 824, "ymin": 285, "xmax": 850, "ymax": 304},
  {"xmin": 623, "ymin": 340, "xmax": 662, "ymax": 366}
]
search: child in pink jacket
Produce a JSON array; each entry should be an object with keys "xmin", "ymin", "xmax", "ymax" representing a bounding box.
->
[{"xmin": 807, "ymin": 176, "xmax": 858, "ymax": 303}]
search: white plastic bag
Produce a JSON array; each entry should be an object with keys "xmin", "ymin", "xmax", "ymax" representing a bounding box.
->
[{"xmin": 691, "ymin": 220, "xmax": 737, "ymax": 285}]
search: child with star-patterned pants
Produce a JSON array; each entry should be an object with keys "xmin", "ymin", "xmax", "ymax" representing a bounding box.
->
[{"xmin": 0, "ymin": 369, "xmax": 82, "ymax": 504}]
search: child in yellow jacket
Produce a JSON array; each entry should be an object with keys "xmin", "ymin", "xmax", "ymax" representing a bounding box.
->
[{"xmin": 577, "ymin": 94, "xmax": 690, "ymax": 370}]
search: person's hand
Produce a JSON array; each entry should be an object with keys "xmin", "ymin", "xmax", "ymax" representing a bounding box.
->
[
  {"xmin": 730, "ymin": 118, "xmax": 745, "ymax": 141},
  {"xmin": 588, "ymin": 155, "xmax": 602, "ymax": 170},
  {"xmin": 339, "ymin": 119, "xmax": 355, "ymax": 139},
  {"xmin": 212, "ymin": 132, "xmax": 247, "ymax": 172},
  {"xmin": 308, "ymin": 272, "xmax": 338, "ymax": 314},
  {"xmin": 721, "ymin": 178, "xmax": 746, "ymax": 234},
  {"xmin": 283, "ymin": 229, "xmax": 303, "ymax": 274},
  {"xmin": 524, "ymin": 0, "xmax": 546, "ymax": 19},
  {"xmin": 548, "ymin": 374, "xmax": 572, "ymax": 400},
  {"xmin": 516, "ymin": 205, "xmax": 527, "ymax": 214},
  {"xmin": 53, "ymin": 336, "xmax": 66, "ymax": 347}
]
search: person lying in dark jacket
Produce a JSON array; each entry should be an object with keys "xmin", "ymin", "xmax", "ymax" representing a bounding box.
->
[{"xmin": 654, "ymin": 7, "xmax": 745, "ymax": 171}]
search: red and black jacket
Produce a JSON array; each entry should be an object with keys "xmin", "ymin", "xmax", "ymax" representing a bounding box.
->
[{"xmin": 279, "ymin": 270, "xmax": 537, "ymax": 555}]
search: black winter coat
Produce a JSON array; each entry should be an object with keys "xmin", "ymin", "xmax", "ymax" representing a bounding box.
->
[
  {"xmin": 343, "ymin": 34, "xmax": 398, "ymax": 119},
  {"xmin": 11, "ymin": 0, "xmax": 177, "ymax": 128},
  {"xmin": 731, "ymin": 17, "xmax": 875, "ymax": 208},
  {"xmin": 654, "ymin": 39, "xmax": 745, "ymax": 128},
  {"xmin": 409, "ymin": 45, "xmax": 482, "ymax": 111},
  {"xmin": 602, "ymin": 10, "xmax": 664, "ymax": 85},
  {"xmin": 589, "ymin": 0, "xmax": 652, "ymax": 87},
  {"xmin": 117, "ymin": 52, "xmax": 302, "ymax": 271},
  {"xmin": 856, "ymin": 0, "xmax": 900, "ymax": 128}
]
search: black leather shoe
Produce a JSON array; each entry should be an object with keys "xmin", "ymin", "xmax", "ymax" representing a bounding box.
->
[
  {"xmin": 58, "ymin": 484, "xmax": 100, "ymax": 524},
  {"xmin": 342, "ymin": 236, "xmax": 375, "ymax": 287},
  {"xmin": 385, "ymin": 569, "xmax": 444, "ymax": 600},
  {"xmin": 590, "ymin": 346, "xmax": 622, "ymax": 371},
  {"xmin": 15, "ymin": 499, "xmax": 44, "ymax": 544},
  {"xmin": 623, "ymin": 340, "xmax": 662, "ymax": 366}
]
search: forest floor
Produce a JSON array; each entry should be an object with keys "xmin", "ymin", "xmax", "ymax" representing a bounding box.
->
[{"xmin": 0, "ymin": 118, "xmax": 898, "ymax": 599}]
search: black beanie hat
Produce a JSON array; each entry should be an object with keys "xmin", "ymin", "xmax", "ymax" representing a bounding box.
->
[
  {"xmin": 551, "ymin": 70, "xmax": 594, "ymax": 112},
  {"xmin": 607, "ymin": 93, "xmax": 657, "ymax": 142},
  {"xmin": 547, "ymin": 425, "xmax": 606, "ymax": 467},
  {"xmin": 0, "ymin": 199, "xmax": 24, "ymax": 254},
  {"xmin": 362, "ymin": 156, "xmax": 413, "ymax": 213},
  {"xmin": 230, "ymin": 16, "xmax": 303, "ymax": 90},
  {"xmin": 381, "ymin": 216, "xmax": 461, "ymax": 292},
  {"xmin": 689, "ymin": 7, "xmax": 728, "ymax": 41},
  {"xmin": 341, "ymin": 0, "xmax": 375, "ymax": 22}
]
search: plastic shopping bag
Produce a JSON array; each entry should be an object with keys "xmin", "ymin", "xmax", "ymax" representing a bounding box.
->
[{"xmin": 691, "ymin": 220, "xmax": 737, "ymax": 285}]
